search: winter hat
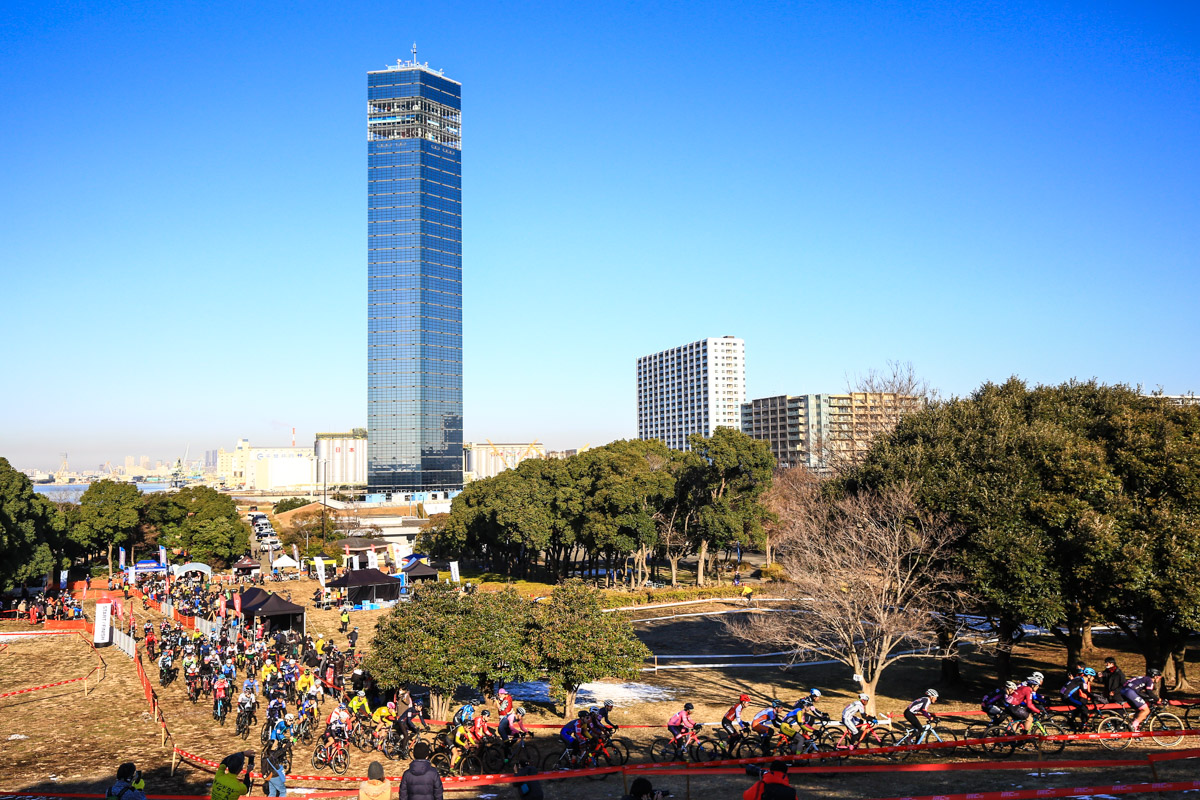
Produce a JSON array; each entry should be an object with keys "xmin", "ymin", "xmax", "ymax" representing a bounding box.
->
[
  {"xmin": 117, "ymin": 763, "xmax": 137, "ymax": 781},
  {"xmin": 412, "ymin": 742, "xmax": 431, "ymax": 760},
  {"xmin": 367, "ymin": 761, "xmax": 384, "ymax": 781}
]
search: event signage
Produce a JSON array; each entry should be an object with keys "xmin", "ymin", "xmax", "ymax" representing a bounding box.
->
[
  {"xmin": 389, "ymin": 543, "xmax": 402, "ymax": 569},
  {"xmin": 59, "ymin": 569, "xmax": 69, "ymax": 591},
  {"xmin": 315, "ymin": 558, "xmax": 326, "ymax": 587},
  {"xmin": 292, "ymin": 544, "xmax": 300, "ymax": 566},
  {"xmin": 449, "ymin": 561, "xmax": 460, "ymax": 583},
  {"xmin": 93, "ymin": 601, "xmax": 113, "ymax": 646},
  {"xmin": 350, "ymin": 555, "xmax": 360, "ymax": 571},
  {"xmin": 118, "ymin": 547, "xmax": 126, "ymax": 568},
  {"xmin": 366, "ymin": 547, "xmax": 378, "ymax": 570},
  {"xmin": 158, "ymin": 545, "xmax": 167, "ymax": 565},
  {"xmin": 234, "ymin": 593, "xmax": 242, "ymax": 616}
]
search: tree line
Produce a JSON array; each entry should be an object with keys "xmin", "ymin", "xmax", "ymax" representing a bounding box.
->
[
  {"xmin": 426, "ymin": 428, "xmax": 777, "ymax": 587},
  {"xmin": 0, "ymin": 463, "xmax": 251, "ymax": 590}
]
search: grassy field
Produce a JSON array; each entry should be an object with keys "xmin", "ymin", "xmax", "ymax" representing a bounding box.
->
[{"xmin": 1, "ymin": 589, "xmax": 1197, "ymax": 799}]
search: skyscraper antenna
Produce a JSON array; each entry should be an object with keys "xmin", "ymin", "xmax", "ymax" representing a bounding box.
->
[{"xmin": 412, "ymin": 42, "xmax": 418, "ymax": 64}]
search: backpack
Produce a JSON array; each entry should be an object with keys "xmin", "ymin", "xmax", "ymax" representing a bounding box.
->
[{"xmin": 980, "ymin": 688, "xmax": 1003, "ymax": 710}]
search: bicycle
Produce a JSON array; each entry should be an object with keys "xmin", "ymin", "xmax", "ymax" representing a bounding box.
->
[
  {"xmin": 648, "ymin": 723, "xmax": 721, "ymax": 763},
  {"xmin": 892, "ymin": 719, "xmax": 959, "ymax": 760},
  {"xmin": 825, "ymin": 717, "xmax": 898, "ymax": 757},
  {"xmin": 263, "ymin": 738, "xmax": 294, "ymax": 773},
  {"xmin": 481, "ymin": 731, "xmax": 542, "ymax": 773},
  {"xmin": 311, "ymin": 738, "xmax": 349, "ymax": 775},
  {"xmin": 431, "ymin": 747, "xmax": 482, "ymax": 777},
  {"xmin": 214, "ymin": 696, "xmax": 230, "ymax": 726},
  {"xmin": 235, "ymin": 706, "xmax": 257, "ymax": 740},
  {"xmin": 186, "ymin": 677, "xmax": 200, "ymax": 703},
  {"xmin": 983, "ymin": 714, "xmax": 1066, "ymax": 758},
  {"xmin": 539, "ymin": 739, "xmax": 616, "ymax": 779},
  {"xmin": 1094, "ymin": 701, "xmax": 1184, "ymax": 750}
]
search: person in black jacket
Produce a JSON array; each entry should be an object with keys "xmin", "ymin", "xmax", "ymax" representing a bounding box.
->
[
  {"xmin": 399, "ymin": 742, "xmax": 443, "ymax": 800},
  {"xmin": 1102, "ymin": 657, "xmax": 1126, "ymax": 704}
]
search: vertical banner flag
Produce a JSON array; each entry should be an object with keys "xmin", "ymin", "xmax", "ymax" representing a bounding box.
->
[
  {"xmin": 449, "ymin": 560, "xmax": 460, "ymax": 584},
  {"xmin": 119, "ymin": 547, "xmax": 126, "ymax": 569},
  {"xmin": 388, "ymin": 542, "xmax": 402, "ymax": 571},
  {"xmin": 316, "ymin": 558, "xmax": 326, "ymax": 587},
  {"xmin": 292, "ymin": 544, "xmax": 300, "ymax": 567},
  {"xmin": 350, "ymin": 554, "xmax": 360, "ymax": 571},
  {"xmin": 59, "ymin": 569, "xmax": 69, "ymax": 591},
  {"xmin": 158, "ymin": 545, "xmax": 167, "ymax": 565},
  {"xmin": 366, "ymin": 546, "xmax": 378, "ymax": 570},
  {"xmin": 93, "ymin": 601, "xmax": 113, "ymax": 646},
  {"xmin": 113, "ymin": 599, "xmax": 123, "ymax": 619},
  {"xmin": 234, "ymin": 593, "xmax": 242, "ymax": 616}
]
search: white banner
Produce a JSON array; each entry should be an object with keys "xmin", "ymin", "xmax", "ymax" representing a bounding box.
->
[
  {"xmin": 388, "ymin": 542, "xmax": 402, "ymax": 569},
  {"xmin": 118, "ymin": 547, "xmax": 126, "ymax": 569},
  {"xmin": 93, "ymin": 601, "xmax": 113, "ymax": 646},
  {"xmin": 292, "ymin": 544, "xmax": 300, "ymax": 566},
  {"xmin": 158, "ymin": 545, "xmax": 167, "ymax": 565},
  {"xmin": 366, "ymin": 548, "xmax": 378, "ymax": 570},
  {"xmin": 315, "ymin": 558, "xmax": 326, "ymax": 587},
  {"xmin": 350, "ymin": 555, "xmax": 360, "ymax": 571},
  {"xmin": 59, "ymin": 569, "xmax": 69, "ymax": 591},
  {"xmin": 449, "ymin": 560, "xmax": 460, "ymax": 583}
]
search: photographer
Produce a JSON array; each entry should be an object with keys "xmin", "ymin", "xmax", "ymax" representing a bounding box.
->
[
  {"xmin": 621, "ymin": 777, "xmax": 669, "ymax": 800},
  {"xmin": 106, "ymin": 762, "xmax": 147, "ymax": 800},
  {"xmin": 211, "ymin": 751, "xmax": 255, "ymax": 800},
  {"xmin": 744, "ymin": 761, "xmax": 796, "ymax": 800}
]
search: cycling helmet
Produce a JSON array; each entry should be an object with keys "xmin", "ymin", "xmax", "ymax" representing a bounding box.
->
[
  {"xmin": 285, "ymin": 713, "xmax": 295, "ymax": 722},
  {"xmin": 516, "ymin": 707, "xmax": 526, "ymax": 716},
  {"xmin": 413, "ymin": 697, "xmax": 424, "ymax": 706},
  {"xmin": 739, "ymin": 694, "xmax": 751, "ymax": 703},
  {"xmin": 481, "ymin": 709, "xmax": 491, "ymax": 717},
  {"xmin": 684, "ymin": 702, "xmax": 695, "ymax": 711},
  {"xmin": 462, "ymin": 703, "xmax": 475, "ymax": 716},
  {"xmin": 357, "ymin": 690, "xmax": 365, "ymax": 697},
  {"xmin": 338, "ymin": 702, "xmax": 347, "ymax": 710},
  {"xmin": 387, "ymin": 702, "xmax": 396, "ymax": 711},
  {"xmin": 1082, "ymin": 668, "xmax": 1097, "ymax": 678},
  {"xmin": 926, "ymin": 689, "xmax": 939, "ymax": 699},
  {"xmin": 1149, "ymin": 668, "xmax": 1162, "ymax": 677},
  {"xmin": 588, "ymin": 705, "xmax": 600, "ymax": 714},
  {"xmin": 577, "ymin": 710, "xmax": 589, "ymax": 719},
  {"xmin": 1026, "ymin": 675, "xmax": 1042, "ymax": 686},
  {"xmin": 1004, "ymin": 681, "xmax": 1018, "ymax": 692},
  {"xmin": 809, "ymin": 688, "xmax": 821, "ymax": 697},
  {"xmin": 604, "ymin": 699, "xmax": 614, "ymax": 708},
  {"xmin": 858, "ymin": 693, "xmax": 870, "ymax": 702},
  {"xmin": 1031, "ymin": 672, "xmax": 1044, "ymax": 682},
  {"xmin": 770, "ymin": 699, "xmax": 782, "ymax": 708}
]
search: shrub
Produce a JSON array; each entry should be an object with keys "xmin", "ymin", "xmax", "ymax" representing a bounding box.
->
[
  {"xmin": 758, "ymin": 563, "xmax": 789, "ymax": 582},
  {"xmin": 599, "ymin": 585, "xmax": 743, "ymax": 608}
]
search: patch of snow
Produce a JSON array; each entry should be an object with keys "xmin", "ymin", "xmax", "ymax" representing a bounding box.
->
[
  {"xmin": 1030, "ymin": 772, "xmax": 1069, "ymax": 776},
  {"xmin": 8, "ymin": 734, "xmax": 28, "ymax": 740},
  {"xmin": 504, "ymin": 680, "xmax": 677, "ymax": 705}
]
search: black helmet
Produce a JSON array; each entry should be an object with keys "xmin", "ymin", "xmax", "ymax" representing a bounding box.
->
[
  {"xmin": 683, "ymin": 702, "xmax": 694, "ymax": 711},
  {"xmin": 1149, "ymin": 668, "xmax": 1162, "ymax": 677},
  {"xmin": 577, "ymin": 710, "xmax": 589, "ymax": 719}
]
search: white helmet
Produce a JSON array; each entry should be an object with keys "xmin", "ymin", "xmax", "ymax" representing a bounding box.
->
[
  {"xmin": 926, "ymin": 689, "xmax": 939, "ymax": 700},
  {"xmin": 285, "ymin": 713, "xmax": 295, "ymax": 722},
  {"xmin": 858, "ymin": 693, "xmax": 870, "ymax": 702}
]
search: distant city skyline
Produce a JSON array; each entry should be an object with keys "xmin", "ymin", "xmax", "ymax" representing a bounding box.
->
[{"xmin": 2, "ymin": 2, "xmax": 1197, "ymax": 473}]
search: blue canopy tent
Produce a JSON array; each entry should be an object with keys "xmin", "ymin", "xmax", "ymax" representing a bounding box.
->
[{"xmin": 134, "ymin": 559, "xmax": 168, "ymax": 575}]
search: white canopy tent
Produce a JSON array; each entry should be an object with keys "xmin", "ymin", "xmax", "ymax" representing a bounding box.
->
[
  {"xmin": 271, "ymin": 555, "xmax": 300, "ymax": 570},
  {"xmin": 171, "ymin": 562, "xmax": 212, "ymax": 578}
]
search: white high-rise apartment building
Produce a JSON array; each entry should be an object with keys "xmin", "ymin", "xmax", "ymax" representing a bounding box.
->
[{"xmin": 637, "ymin": 336, "xmax": 746, "ymax": 450}]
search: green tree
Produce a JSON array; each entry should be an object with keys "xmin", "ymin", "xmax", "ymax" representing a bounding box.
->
[
  {"xmin": 145, "ymin": 486, "xmax": 249, "ymax": 568},
  {"xmin": 532, "ymin": 579, "xmax": 651, "ymax": 718},
  {"xmin": 180, "ymin": 518, "xmax": 245, "ymax": 566},
  {"xmin": 76, "ymin": 480, "xmax": 144, "ymax": 575},
  {"xmin": 682, "ymin": 428, "xmax": 776, "ymax": 585},
  {"xmin": 273, "ymin": 497, "xmax": 311, "ymax": 515},
  {"xmin": 366, "ymin": 583, "xmax": 538, "ymax": 721},
  {"xmin": 0, "ymin": 459, "xmax": 62, "ymax": 589}
]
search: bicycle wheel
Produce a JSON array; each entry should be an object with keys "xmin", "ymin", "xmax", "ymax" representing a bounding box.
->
[
  {"xmin": 1185, "ymin": 705, "xmax": 1200, "ymax": 729},
  {"xmin": 540, "ymin": 750, "xmax": 569, "ymax": 773},
  {"xmin": 983, "ymin": 725, "xmax": 1017, "ymax": 758},
  {"xmin": 515, "ymin": 738, "xmax": 542, "ymax": 767},
  {"xmin": 260, "ymin": 722, "xmax": 271, "ymax": 745},
  {"xmin": 310, "ymin": 745, "xmax": 328, "ymax": 771},
  {"xmin": 651, "ymin": 737, "xmax": 682, "ymax": 763},
  {"xmin": 693, "ymin": 737, "xmax": 723, "ymax": 763},
  {"xmin": 1149, "ymin": 712, "xmax": 1184, "ymax": 748},
  {"xmin": 586, "ymin": 749, "xmax": 613, "ymax": 780},
  {"xmin": 732, "ymin": 738, "xmax": 762, "ymax": 759},
  {"xmin": 480, "ymin": 744, "xmax": 505, "ymax": 773},
  {"xmin": 461, "ymin": 754, "xmax": 483, "ymax": 776},
  {"xmin": 330, "ymin": 746, "xmax": 349, "ymax": 775},
  {"xmin": 893, "ymin": 732, "xmax": 916, "ymax": 761},
  {"xmin": 1035, "ymin": 721, "xmax": 1067, "ymax": 755},
  {"xmin": 873, "ymin": 728, "xmax": 899, "ymax": 759},
  {"xmin": 431, "ymin": 752, "xmax": 453, "ymax": 777},
  {"xmin": 1096, "ymin": 715, "xmax": 1132, "ymax": 751},
  {"xmin": 933, "ymin": 729, "xmax": 960, "ymax": 757}
]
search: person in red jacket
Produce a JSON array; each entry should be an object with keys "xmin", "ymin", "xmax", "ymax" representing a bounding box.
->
[{"xmin": 743, "ymin": 761, "xmax": 796, "ymax": 800}]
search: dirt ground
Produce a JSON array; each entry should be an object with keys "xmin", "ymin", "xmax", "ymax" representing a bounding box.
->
[{"xmin": 2, "ymin": 594, "xmax": 1198, "ymax": 799}]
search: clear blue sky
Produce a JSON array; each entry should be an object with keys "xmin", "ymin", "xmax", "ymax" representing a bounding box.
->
[{"xmin": 2, "ymin": 0, "xmax": 1197, "ymax": 471}]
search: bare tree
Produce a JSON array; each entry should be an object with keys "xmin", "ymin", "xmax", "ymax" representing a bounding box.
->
[
  {"xmin": 728, "ymin": 483, "xmax": 964, "ymax": 714},
  {"xmin": 759, "ymin": 466, "xmax": 823, "ymax": 566}
]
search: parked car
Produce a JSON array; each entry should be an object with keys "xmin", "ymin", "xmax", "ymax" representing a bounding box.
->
[{"xmin": 259, "ymin": 536, "xmax": 282, "ymax": 550}]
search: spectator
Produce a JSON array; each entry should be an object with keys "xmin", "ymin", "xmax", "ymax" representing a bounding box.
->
[
  {"xmin": 340, "ymin": 606, "xmax": 350, "ymax": 633},
  {"xmin": 743, "ymin": 761, "xmax": 796, "ymax": 800},
  {"xmin": 512, "ymin": 760, "xmax": 542, "ymax": 800},
  {"xmin": 106, "ymin": 762, "xmax": 147, "ymax": 800},
  {"xmin": 262, "ymin": 753, "xmax": 287, "ymax": 797},
  {"xmin": 399, "ymin": 742, "xmax": 442, "ymax": 800},
  {"xmin": 211, "ymin": 751, "xmax": 254, "ymax": 800},
  {"xmin": 359, "ymin": 761, "xmax": 391, "ymax": 800},
  {"xmin": 622, "ymin": 777, "xmax": 666, "ymax": 800}
]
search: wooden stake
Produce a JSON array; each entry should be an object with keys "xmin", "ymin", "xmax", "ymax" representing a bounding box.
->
[
  {"xmin": 171, "ymin": 750, "xmax": 179, "ymax": 776},
  {"xmin": 686, "ymin": 772, "xmax": 692, "ymax": 800},
  {"xmin": 623, "ymin": 769, "xmax": 628, "ymax": 795},
  {"xmin": 1149, "ymin": 756, "xmax": 1160, "ymax": 781}
]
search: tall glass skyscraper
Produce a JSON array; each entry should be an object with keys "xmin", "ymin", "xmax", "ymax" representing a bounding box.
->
[{"xmin": 367, "ymin": 55, "xmax": 463, "ymax": 493}]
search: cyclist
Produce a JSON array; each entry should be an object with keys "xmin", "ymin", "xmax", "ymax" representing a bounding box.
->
[
  {"xmin": 667, "ymin": 702, "xmax": 697, "ymax": 747},
  {"xmin": 393, "ymin": 697, "xmax": 427, "ymax": 754},
  {"xmin": 471, "ymin": 708, "xmax": 494, "ymax": 745},
  {"xmin": 841, "ymin": 694, "xmax": 872, "ymax": 748},
  {"xmin": 750, "ymin": 699, "xmax": 784, "ymax": 752},
  {"xmin": 451, "ymin": 702, "xmax": 476, "ymax": 728},
  {"xmin": 722, "ymin": 694, "xmax": 753, "ymax": 744},
  {"xmin": 1059, "ymin": 667, "xmax": 1096, "ymax": 731},
  {"xmin": 266, "ymin": 695, "xmax": 287, "ymax": 726},
  {"xmin": 1005, "ymin": 675, "xmax": 1044, "ymax": 732},
  {"xmin": 903, "ymin": 689, "xmax": 939, "ymax": 733},
  {"xmin": 296, "ymin": 668, "xmax": 314, "ymax": 697},
  {"xmin": 212, "ymin": 673, "xmax": 231, "ymax": 720},
  {"xmin": 349, "ymin": 689, "xmax": 371, "ymax": 719},
  {"xmin": 266, "ymin": 712, "xmax": 294, "ymax": 761},
  {"xmin": 591, "ymin": 699, "xmax": 618, "ymax": 734},
  {"xmin": 322, "ymin": 702, "xmax": 351, "ymax": 745},
  {"xmin": 237, "ymin": 687, "xmax": 257, "ymax": 719},
  {"xmin": 982, "ymin": 682, "xmax": 1016, "ymax": 724},
  {"xmin": 371, "ymin": 701, "xmax": 397, "ymax": 748},
  {"xmin": 558, "ymin": 710, "xmax": 589, "ymax": 761},
  {"xmin": 1121, "ymin": 669, "xmax": 1162, "ymax": 732},
  {"xmin": 157, "ymin": 650, "xmax": 174, "ymax": 684},
  {"xmin": 498, "ymin": 706, "xmax": 531, "ymax": 746},
  {"xmin": 452, "ymin": 710, "xmax": 483, "ymax": 770}
]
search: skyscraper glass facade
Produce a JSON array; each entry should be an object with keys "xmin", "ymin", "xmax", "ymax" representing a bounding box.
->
[{"xmin": 367, "ymin": 60, "xmax": 463, "ymax": 492}]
